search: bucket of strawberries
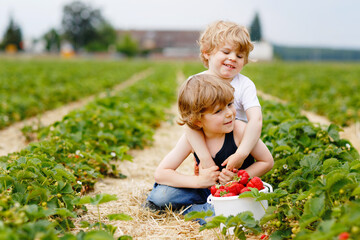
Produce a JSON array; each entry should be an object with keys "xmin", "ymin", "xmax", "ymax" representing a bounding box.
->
[{"xmin": 207, "ymin": 170, "xmax": 273, "ymax": 221}]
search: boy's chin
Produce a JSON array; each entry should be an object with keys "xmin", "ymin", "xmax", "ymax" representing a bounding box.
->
[
  {"xmin": 219, "ymin": 72, "xmax": 237, "ymax": 80},
  {"xmin": 224, "ymin": 126, "xmax": 234, "ymax": 133}
]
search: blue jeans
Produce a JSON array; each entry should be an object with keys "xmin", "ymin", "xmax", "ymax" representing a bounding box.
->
[{"xmin": 146, "ymin": 183, "xmax": 214, "ymax": 225}]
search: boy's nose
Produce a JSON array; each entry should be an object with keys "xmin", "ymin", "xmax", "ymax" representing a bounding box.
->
[
  {"xmin": 225, "ymin": 107, "xmax": 234, "ymax": 117},
  {"xmin": 228, "ymin": 52, "xmax": 237, "ymax": 61}
]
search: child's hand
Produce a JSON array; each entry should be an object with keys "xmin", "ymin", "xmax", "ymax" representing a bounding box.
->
[
  {"xmin": 221, "ymin": 153, "xmax": 244, "ymax": 171},
  {"xmin": 218, "ymin": 168, "xmax": 236, "ymax": 185},
  {"xmin": 198, "ymin": 165, "xmax": 220, "ymax": 188}
]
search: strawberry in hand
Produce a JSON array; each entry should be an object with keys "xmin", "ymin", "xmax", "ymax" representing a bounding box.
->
[{"xmin": 236, "ymin": 170, "xmax": 249, "ymax": 185}]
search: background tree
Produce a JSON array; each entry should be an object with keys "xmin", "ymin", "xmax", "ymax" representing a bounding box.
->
[
  {"xmin": 62, "ymin": 1, "xmax": 114, "ymax": 52},
  {"xmin": 249, "ymin": 12, "xmax": 262, "ymax": 42},
  {"xmin": 85, "ymin": 22, "xmax": 117, "ymax": 52},
  {"xmin": 0, "ymin": 17, "xmax": 23, "ymax": 50},
  {"xmin": 43, "ymin": 28, "xmax": 61, "ymax": 52},
  {"xmin": 116, "ymin": 33, "xmax": 139, "ymax": 57}
]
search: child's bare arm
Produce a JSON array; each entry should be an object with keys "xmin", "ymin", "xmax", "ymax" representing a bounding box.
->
[
  {"xmin": 154, "ymin": 134, "xmax": 219, "ymax": 188},
  {"xmin": 184, "ymin": 125, "xmax": 216, "ymax": 168},
  {"xmin": 222, "ymin": 106, "xmax": 262, "ymax": 170},
  {"xmin": 242, "ymin": 138, "xmax": 274, "ymax": 178}
]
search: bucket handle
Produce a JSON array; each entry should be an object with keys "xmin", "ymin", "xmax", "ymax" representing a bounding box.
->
[
  {"xmin": 263, "ymin": 182, "xmax": 273, "ymax": 193},
  {"xmin": 207, "ymin": 194, "xmax": 212, "ymax": 204}
]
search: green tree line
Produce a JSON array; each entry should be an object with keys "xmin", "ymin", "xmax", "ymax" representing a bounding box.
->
[{"xmin": 0, "ymin": 1, "xmax": 139, "ymax": 57}]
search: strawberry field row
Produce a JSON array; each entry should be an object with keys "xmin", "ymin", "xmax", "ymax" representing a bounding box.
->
[
  {"xmin": 0, "ymin": 58, "xmax": 150, "ymax": 129},
  {"xmin": 190, "ymin": 99, "xmax": 360, "ymax": 239},
  {"xmin": 0, "ymin": 63, "xmax": 178, "ymax": 239}
]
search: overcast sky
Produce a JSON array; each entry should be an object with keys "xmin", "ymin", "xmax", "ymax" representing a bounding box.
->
[{"xmin": 1, "ymin": 0, "xmax": 360, "ymax": 49}]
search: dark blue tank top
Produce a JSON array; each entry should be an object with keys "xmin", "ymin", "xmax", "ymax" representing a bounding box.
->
[{"xmin": 194, "ymin": 131, "xmax": 254, "ymax": 171}]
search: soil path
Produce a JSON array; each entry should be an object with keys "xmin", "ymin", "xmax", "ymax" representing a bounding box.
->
[{"xmin": 0, "ymin": 69, "xmax": 152, "ymax": 156}]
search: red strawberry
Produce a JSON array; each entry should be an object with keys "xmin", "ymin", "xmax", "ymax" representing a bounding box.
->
[
  {"xmin": 222, "ymin": 192, "xmax": 236, "ymax": 197},
  {"xmin": 237, "ymin": 170, "xmax": 249, "ymax": 185},
  {"xmin": 210, "ymin": 185, "xmax": 218, "ymax": 196},
  {"xmin": 227, "ymin": 182, "xmax": 244, "ymax": 195},
  {"xmin": 224, "ymin": 181, "xmax": 233, "ymax": 188},
  {"xmin": 338, "ymin": 232, "xmax": 350, "ymax": 240},
  {"xmin": 214, "ymin": 189, "xmax": 227, "ymax": 197},
  {"xmin": 240, "ymin": 187, "xmax": 250, "ymax": 193},
  {"xmin": 247, "ymin": 177, "xmax": 264, "ymax": 190},
  {"xmin": 260, "ymin": 234, "xmax": 269, "ymax": 239}
]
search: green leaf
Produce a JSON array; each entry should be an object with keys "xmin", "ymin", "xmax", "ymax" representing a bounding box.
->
[
  {"xmin": 351, "ymin": 186, "xmax": 360, "ymax": 196},
  {"xmin": 118, "ymin": 235, "xmax": 133, "ymax": 240},
  {"xmin": 60, "ymin": 183, "xmax": 74, "ymax": 194},
  {"xmin": 256, "ymin": 189, "xmax": 288, "ymax": 201},
  {"xmin": 78, "ymin": 196, "xmax": 92, "ymax": 205},
  {"xmin": 300, "ymin": 195, "xmax": 325, "ymax": 227},
  {"xmin": 16, "ymin": 169, "xmax": 38, "ymax": 179},
  {"xmin": 325, "ymin": 171, "xmax": 352, "ymax": 192},
  {"xmin": 90, "ymin": 194, "xmax": 118, "ymax": 205},
  {"xmin": 327, "ymin": 124, "xmax": 341, "ymax": 142},
  {"xmin": 300, "ymin": 153, "xmax": 321, "ymax": 170},
  {"xmin": 55, "ymin": 208, "xmax": 77, "ymax": 218},
  {"xmin": 199, "ymin": 215, "xmax": 227, "ymax": 231},
  {"xmin": 322, "ymin": 158, "xmax": 340, "ymax": 171},
  {"xmin": 79, "ymin": 221, "xmax": 90, "ymax": 228},
  {"xmin": 238, "ymin": 191, "xmax": 255, "ymax": 199},
  {"xmin": 107, "ymin": 213, "xmax": 132, "ymax": 221},
  {"xmin": 317, "ymin": 219, "xmax": 336, "ymax": 233},
  {"xmin": 59, "ymin": 233, "xmax": 77, "ymax": 240},
  {"xmin": 184, "ymin": 210, "xmax": 213, "ymax": 221},
  {"xmin": 274, "ymin": 145, "xmax": 292, "ymax": 153},
  {"xmin": 83, "ymin": 230, "xmax": 114, "ymax": 240}
]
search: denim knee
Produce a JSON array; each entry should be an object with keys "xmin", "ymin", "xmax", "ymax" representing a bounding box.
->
[{"xmin": 146, "ymin": 183, "xmax": 210, "ymax": 209}]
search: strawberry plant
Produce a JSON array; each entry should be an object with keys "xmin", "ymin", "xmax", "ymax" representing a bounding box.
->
[
  {"xmin": 188, "ymin": 98, "xmax": 359, "ymax": 239},
  {"xmin": 0, "ymin": 58, "xmax": 151, "ymax": 129},
  {"xmin": 0, "ymin": 63, "xmax": 178, "ymax": 239}
]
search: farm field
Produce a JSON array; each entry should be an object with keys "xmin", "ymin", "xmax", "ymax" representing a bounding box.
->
[
  {"xmin": 184, "ymin": 61, "xmax": 360, "ymax": 127},
  {"xmin": 0, "ymin": 58, "xmax": 359, "ymax": 239},
  {"xmin": 0, "ymin": 58, "xmax": 151, "ymax": 129}
]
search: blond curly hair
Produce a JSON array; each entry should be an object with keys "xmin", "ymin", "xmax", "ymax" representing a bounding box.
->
[{"xmin": 199, "ymin": 20, "xmax": 254, "ymax": 68}]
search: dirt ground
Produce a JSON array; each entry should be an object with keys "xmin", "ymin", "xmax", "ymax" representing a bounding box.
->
[{"xmin": 1, "ymin": 73, "xmax": 359, "ymax": 239}]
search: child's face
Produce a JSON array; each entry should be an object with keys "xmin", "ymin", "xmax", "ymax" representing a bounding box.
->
[
  {"xmin": 199, "ymin": 101, "xmax": 236, "ymax": 136},
  {"xmin": 205, "ymin": 42, "xmax": 245, "ymax": 81}
]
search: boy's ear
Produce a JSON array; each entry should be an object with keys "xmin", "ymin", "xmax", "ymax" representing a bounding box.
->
[{"xmin": 203, "ymin": 51, "xmax": 210, "ymax": 60}]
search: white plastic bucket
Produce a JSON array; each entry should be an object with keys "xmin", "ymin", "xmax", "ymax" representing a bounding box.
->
[{"xmin": 207, "ymin": 182, "xmax": 273, "ymax": 221}]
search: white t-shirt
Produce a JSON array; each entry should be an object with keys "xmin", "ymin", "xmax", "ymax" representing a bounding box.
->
[
  {"xmin": 192, "ymin": 72, "xmax": 261, "ymax": 122},
  {"xmin": 230, "ymin": 73, "xmax": 261, "ymax": 122}
]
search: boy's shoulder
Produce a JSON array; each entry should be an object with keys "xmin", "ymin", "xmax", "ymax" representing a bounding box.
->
[
  {"xmin": 231, "ymin": 73, "xmax": 255, "ymax": 87},
  {"xmin": 232, "ymin": 73, "xmax": 252, "ymax": 82}
]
